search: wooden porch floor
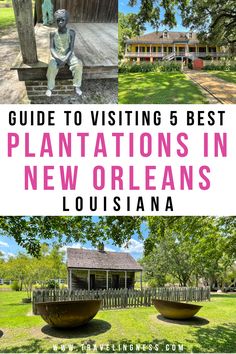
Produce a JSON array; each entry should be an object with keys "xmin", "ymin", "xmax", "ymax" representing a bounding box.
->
[{"xmin": 12, "ymin": 23, "xmax": 118, "ymax": 80}]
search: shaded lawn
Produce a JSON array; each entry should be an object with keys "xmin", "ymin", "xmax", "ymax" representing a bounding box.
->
[
  {"xmin": 0, "ymin": 7, "xmax": 15, "ymax": 30},
  {"xmin": 0, "ymin": 292, "xmax": 236, "ymax": 353},
  {"xmin": 208, "ymin": 71, "xmax": 236, "ymax": 85},
  {"xmin": 119, "ymin": 72, "xmax": 208, "ymax": 104}
]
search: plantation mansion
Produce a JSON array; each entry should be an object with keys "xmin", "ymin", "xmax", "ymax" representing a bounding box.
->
[{"xmin": 125, "ymin": 30, "xmax": 228, "ymax": 62}]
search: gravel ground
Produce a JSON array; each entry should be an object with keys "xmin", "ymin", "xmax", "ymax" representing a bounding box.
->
[
  {"xmin": 0, "ymin": 28, "xmax": 118, "ymax": 104},
  {"xmin": 32, "ymin": 79, "xmax": 118, "ymax": 104}
]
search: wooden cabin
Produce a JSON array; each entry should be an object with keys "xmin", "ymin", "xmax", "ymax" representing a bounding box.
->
[
  {"xmin": 12, "ymin": 0, "xmax": 118, "ymax": 85},
  {"xmin": 67, "ymin": 247, "xmax": 143, "ymax": 291}
]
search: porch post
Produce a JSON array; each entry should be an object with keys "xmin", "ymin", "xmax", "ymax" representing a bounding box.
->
[
  {"xmin": 12, "ymin": 0, "xmax": 38, "ymax": 64},
  {"xmin": 106, "ymin": 270, "xmax": 109, "ymax": 290},
  {"xmin": 69, "ymin": 269, "xmax": 72, "ymax": 291},
  {"xmin": 125, "ymin": 271, "xmax": 127, "ymax": 289},
  {"xmin": 161, "ymin": 44, "xmax": 164, "ymax": 56},
  {"xmin": 206, "ymin": 45, "xmax": 208, "ymax": 55},
  {"xmin": 140, "ymin": 271, "xmax": 143, "ymax": 290},
  {"xmin": 88, "ymin": 270, "xmax": 90, "ymax": 290}
]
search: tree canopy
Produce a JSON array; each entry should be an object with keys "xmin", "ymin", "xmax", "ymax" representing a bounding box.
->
[
  {"xmin": 118, "ymin": 12, "xmax": 145, "ymax": 58},
  {"xmin": 127, "ymin": 0, "xmax": 236, "ymax": 46},
  {"xmin": 0, "ymin": 216, "xmax": 143, "ymax": 257},
  {"xmin": 141, "ymin": 216, "xmax": 236, "ymax": 288}
]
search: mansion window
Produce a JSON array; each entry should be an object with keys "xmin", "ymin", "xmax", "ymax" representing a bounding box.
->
[{"xmin": 163, "ymin": 30, "xmax": 168, "ymax": 38}]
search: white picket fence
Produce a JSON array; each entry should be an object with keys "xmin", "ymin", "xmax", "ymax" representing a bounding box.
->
[{"xmin": 32, "ymin": 287, "xmax": 210, "ymax": 314}]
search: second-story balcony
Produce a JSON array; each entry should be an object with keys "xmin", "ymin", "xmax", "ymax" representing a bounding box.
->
[{"xmin": 125, "ymin": 51, "xmax": 229, "ymax": 59}]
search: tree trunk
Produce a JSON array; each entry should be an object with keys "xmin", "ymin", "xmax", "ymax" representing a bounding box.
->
[{"xmin": 12, "ymin": 0, "xmax": 38, "ymax": 64}]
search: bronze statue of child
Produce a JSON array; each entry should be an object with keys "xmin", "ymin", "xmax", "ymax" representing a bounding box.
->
[{"xmin": 46, "ymin": 9, "xmax": 83, "ymax": 97}]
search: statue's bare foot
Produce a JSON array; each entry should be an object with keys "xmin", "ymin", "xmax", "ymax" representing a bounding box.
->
[
  {"xmin": 46, "ymin": 89, "xmax": 52, "ymax": 97},
  {"xmin": 76, "ymin": 87, "xmax": 82, "ymax": 96}
]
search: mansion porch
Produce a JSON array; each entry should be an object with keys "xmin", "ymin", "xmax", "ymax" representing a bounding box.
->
[{"xmin": 125, "ymin": 31, "xmax": 229, "ymax": 62}]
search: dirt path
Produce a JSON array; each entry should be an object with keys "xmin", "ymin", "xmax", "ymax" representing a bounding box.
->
[
  {"xmin": 0, "ymin": 28, "xmax": 27, "ymax": 103},
  {"xmin": 0, "ymin": 28, "xmax": 117, "ymax": 104},
  {"xmin": 184, "ymin": 69, "xmax": 236, "ymax": 104}
]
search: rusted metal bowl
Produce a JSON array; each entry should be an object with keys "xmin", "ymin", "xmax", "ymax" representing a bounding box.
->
[
  {"xmin": 153, "ymin": 299, "xmax": 202, "ymax": 320},
  {"xmin": 35, "ymin": 299, "xmax": 101, "ymax": 328}
]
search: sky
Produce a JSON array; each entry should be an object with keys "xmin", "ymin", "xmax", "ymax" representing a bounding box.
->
[
  {"xmin": 119, "ymin": 0, "xmax": 190, "ymax": 33},
  {"xmin": 0, "ymin": 219, "xmax": 148, "ymax": 261}
]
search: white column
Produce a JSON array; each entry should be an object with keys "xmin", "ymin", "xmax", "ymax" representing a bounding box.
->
[
  {"xmin": 125, "ymin": 271, "xmax": 127, "ymax": 289},
  {"xmin": 140, "ymin": 271, "xmax": 143, "ymax": 290},
  {"xmin": 88, "ymin": 270, "xmax": 90, "ymax": 291},
  {"xmin": 138, "ymin": 45, "xmax": 140, "ymax": 54},
  {"xmin": 106, "ymin": 270, "xmax": 109, "ymax": 290},
  {"xmin": 186, "ymin": 44, "xmax": 188, "ymax": 56}
]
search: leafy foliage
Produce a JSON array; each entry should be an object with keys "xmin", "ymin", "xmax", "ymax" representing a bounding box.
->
[
  {"xmin": 0, "ymin": 216, "xmax": 143, "ymax": 257},
  {"xmin": 127, "ymin": 0, "xmax": 236, "ymax": 48},
  {"xmin": 141, "ymin": 217, "xmax": 236, "ymax": 288},
  {"xmin": 203, "ymin": 62, "xmax": 236, "ymax": 71},
  {"xmin": 119, "ymin": 61, "xmax": 182, "ymax": 73},
  {"xmin": 118, "ymin": 12, "xmax": 145, "ymax": 59}
]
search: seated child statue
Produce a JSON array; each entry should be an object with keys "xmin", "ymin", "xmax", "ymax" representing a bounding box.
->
[{"xmin": 46, "ymin": 9, "xmax": 83, "ymax": 97}]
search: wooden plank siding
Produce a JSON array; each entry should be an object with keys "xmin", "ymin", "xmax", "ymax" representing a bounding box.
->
[
  {"xmin": 35, "ymin": 0, "xmax": 118, "ymax": 23},
  {"xmin": 32, "ymin": 287, "xmax": 211, "ymax": 314},
  {"xmin": 12, "ymin": 23, "xmax": 118, "ymax": 80},
  {"xmin": 71, "ymin": 270, "xmax": 135, "ymax": 290}
]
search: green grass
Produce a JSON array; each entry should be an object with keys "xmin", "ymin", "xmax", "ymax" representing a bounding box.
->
[
  {"xmin": 208, "ymin": 71, "xmax": 236, "ymax": 85},
  {"xmin": 0, "ymin": 7, "xmax": 15, "ymax": 30},
  {"xmin": 119, "ymin": 72, "xmax": 208, "ymax": 104},
  {"xmin": 0, "ymin": 292, "xmax": 236, "ymax": 353}
]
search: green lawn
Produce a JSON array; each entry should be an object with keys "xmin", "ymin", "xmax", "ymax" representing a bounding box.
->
[
  {"xmin": 208, "ymin": 71, "xmax": 236, "ymax": 85},
  {"xmin": 0, "ymin": 292, "xmax": 236, "ymax": 353},
  {"xmin": 0, "ymin": 7, "xmax": 15, "ymax": 30},
  {"xmin": 119, "ymin": 72, "xmax": 208, "ymax": 104}
]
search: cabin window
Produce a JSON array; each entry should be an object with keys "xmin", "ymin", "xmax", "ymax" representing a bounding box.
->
[
  {"xmin": 135, "ymin": 46, "xmax": 139, "ymax": 53},
  {"xmin": 151, "ymin": 47, "xmax": 157, "ymax": 52},
  {"xmin": 140, "ymin": 46, "xmax": 145, "ymax": 52},
  {"xmin": 199, "ymin": 47, "xmax": 206, "ymax": 52},
  {"xmin": 168, "ymin": 47, "xmax": 173, "ymax": 53},
  {"xmin": 189, "ymin": 47, "xmax": 196, "ymax": 52},
  {"xmin": 188, "ymin": 32, "xmax": 193, "ymax": 39},
  {"xmin": 147, "ymin": 47, "xmax": 150, "ymax": 52},
  {"xmin": 157, "ymin": 47, "xmax": 162, "ymax": 52}
]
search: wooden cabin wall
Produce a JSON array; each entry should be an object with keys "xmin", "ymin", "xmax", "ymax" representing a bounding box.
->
[
  {"xmin": 71, "ymin": 270, "xmax": 135, "ymax": 290},
  {"xmin": 35, "ymin": 0, "xmax": 118, "ymax": 23}
]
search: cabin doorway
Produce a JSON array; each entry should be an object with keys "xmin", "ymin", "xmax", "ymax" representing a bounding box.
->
[
  {"xmin": 112, "ymin": 274, "xmax": 120, "ymax": 289},
  {"xmin": 90, "ymin": 274, "xmax": 96, "ymax": 289}
]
